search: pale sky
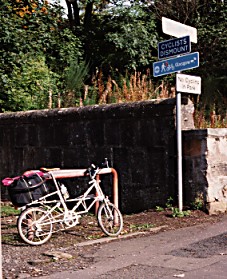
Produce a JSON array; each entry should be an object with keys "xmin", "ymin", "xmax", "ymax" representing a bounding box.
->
[
  {"xmin": 59, "ymin": 0, "xmax": 67, "ymax": 11},
  {"xmin": 49, "ymin": 0, "xmax": 67, "ymax": 11},
  {"xmin": 49, "ymin": 0, "xmax": 67, "ymax": 16}
]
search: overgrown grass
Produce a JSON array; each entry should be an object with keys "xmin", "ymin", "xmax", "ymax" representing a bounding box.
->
[
  {"xmin": 194, "ymin": 107, "xmax": 227, "ymax": 128},
  {"xmin": 79, "ymin": 70, "xmax": 227, "ymax": 128},
  {"xmin": 0, "ymin": 205, "xmax": 20, "ymax": 217},
  {"xmin": 129, "ymin": 223, "xmax": 155, "ymax": 231},
  {"xmin": 81, "ymin": 70, "xmax": 175, "ymax": 105}
]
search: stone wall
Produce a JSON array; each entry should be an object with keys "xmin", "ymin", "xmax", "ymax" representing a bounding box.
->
[
  {"xmin": 183, "ymin": 128, "xmax": 227, "ymax": 214},
  {"xmin": 0, "ymin": 98, "xmax": 194, "ymax": 213}
]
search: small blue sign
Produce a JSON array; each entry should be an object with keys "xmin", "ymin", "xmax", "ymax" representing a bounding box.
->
[
  {"xmin": 158, "ymin": 36, "xmax": 191, "ymax": 60},
  {"xmin": 153, "ymin": 52, "xmax": 199, "ymax": 77}
]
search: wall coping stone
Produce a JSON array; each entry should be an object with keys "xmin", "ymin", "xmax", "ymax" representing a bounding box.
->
[
  {"xmin": 183, "ymin": 128, "xmax": 227, "ymax": 137},
  {"xmin": 0, "ymin": 97, "xmax": 194, "ymax": 121}
]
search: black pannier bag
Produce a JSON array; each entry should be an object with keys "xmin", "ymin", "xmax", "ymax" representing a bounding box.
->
[{"xmin": 7, "ymin": 173, "xmax": 49, "ymax": 207}]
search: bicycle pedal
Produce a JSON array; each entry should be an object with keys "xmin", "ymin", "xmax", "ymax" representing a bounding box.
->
[{"xmin": 27, "ymin": 229, "xmax": 34, "ymax": 240}]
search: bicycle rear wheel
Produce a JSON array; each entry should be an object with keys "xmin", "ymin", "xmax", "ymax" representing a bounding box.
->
[
  {"xmin": 97, "ymin": 201, "xmax": 123, "ymax": 236},
  {"xmin": 17, "ymin": 207, "xmax": 53, "ymax": 245}
]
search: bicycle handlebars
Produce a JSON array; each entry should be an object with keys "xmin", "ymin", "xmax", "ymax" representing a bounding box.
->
[{"xmin": 85, "ymin": 158, "xmax": 109, "ymax": 179}]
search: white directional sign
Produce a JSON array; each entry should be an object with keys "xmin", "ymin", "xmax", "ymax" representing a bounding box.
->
[
  {"xmin": 176, "ymin": 74, "xmax": 201, "ymax": 94},
  {"xmin": 162, "ymin": 17, "xmax": 197, "ymax": 43}
]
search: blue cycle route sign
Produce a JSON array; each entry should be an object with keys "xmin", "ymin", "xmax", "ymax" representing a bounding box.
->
[
  {"xmin": 158, "ymin": 36, "xmax": 190, "ymax": 60},
  {"xmin": 153, "ymin": 52, "xmax": 199, "ymax": 77}
]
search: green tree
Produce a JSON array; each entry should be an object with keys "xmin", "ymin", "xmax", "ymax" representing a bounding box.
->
[
  {"xmin": 1, "ymin": 54, "xmax": 58, "ymax": 111},
  {"xmin": 0, "ymin": 0, "xmax": 83, "ymax": 112},
  {"xmin": 64, "ymin": 0, "xmax": 109, "ymax": 28},
  {"xmin": 1, "ymin": 0, "xmax": 226, "ymax": 113},
  {"xmin": 65, "ymin": 1, "xmax": 159, "ymax": 72},
  {"xmin": 63, "ymin": 59, "xmax": 90, "ymax": 107},
  {"xmin": 196, "ymin": 1, "xmax": 227, "ymax": 118},
  {"xmin": 98, "ymin": 3, "xmax": 158, "ymax": 71}
]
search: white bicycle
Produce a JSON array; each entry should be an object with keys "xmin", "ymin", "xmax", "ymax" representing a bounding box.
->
[{"xmin": 17, "ymin": 161, "xmax": 123, "ymax": 245}]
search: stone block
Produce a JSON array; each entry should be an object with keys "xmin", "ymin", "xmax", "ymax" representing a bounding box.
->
[{"xmin": 207, "ymin": 201, "xmax": 227, "ymax": 215}]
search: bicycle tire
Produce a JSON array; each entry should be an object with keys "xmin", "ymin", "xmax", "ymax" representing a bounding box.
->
[
  {"xmin": 17, "ymin": 206, "xmax": 53, "ymax": 245},
  {"xmin": 97, "ymin": 201, "xmax": 123, "ymax": 236}
]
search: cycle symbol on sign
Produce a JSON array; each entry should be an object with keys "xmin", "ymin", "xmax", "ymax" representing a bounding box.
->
[{"xmin": 161, "ymin": 62, "xmax": 174, "ymax": 72}]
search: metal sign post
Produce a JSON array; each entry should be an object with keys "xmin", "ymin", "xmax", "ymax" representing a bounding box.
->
[
  {"xmin": 176, "ymin": 85, "xmax": 183, "ymax": 212},
  {"xmin": 153, "ymin": 17, "xmax": 199, "ymax": 213},
  {"xmin": 176, "ymin": 73, "xmax": 201, "ymax": 212}
]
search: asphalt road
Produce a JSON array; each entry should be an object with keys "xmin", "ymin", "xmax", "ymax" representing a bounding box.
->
[{"xmin": 35, "ymin": 216, "xmax": 227, "ymax": 279}]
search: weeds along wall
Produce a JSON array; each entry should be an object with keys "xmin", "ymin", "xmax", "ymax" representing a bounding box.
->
[{"xmin": 0, "ymin": 98, "xmax": 195, "ymax": 213}]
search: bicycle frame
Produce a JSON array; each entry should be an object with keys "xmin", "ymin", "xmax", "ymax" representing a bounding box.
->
[
  {"xmin": 17, "ymin": 162, "xmax": 123, "ymax": 245},
  {"xmin": 23, "ymin": 168, "xmax": 109, "ymax": 232}
]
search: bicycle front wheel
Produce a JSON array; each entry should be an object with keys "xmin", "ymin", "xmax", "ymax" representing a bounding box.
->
[
  {"xmin": 17, "ymin": 207, "xmax": 53, "ymax": 245},
  {"xmin": 97, "ymin": 202, "xmax": 123, "ymax": 237}
]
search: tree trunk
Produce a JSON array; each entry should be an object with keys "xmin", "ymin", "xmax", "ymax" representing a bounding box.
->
[
  {"xmin": 65, "ymin": 0, "xmax": 80, "ymax": 27},
  {"xmin": 84, "ymin": 1, "xmax": 93, "ymax": 29},
  {"xmin": 72, "ymin": 1, "xmax": 80, "ymax": 26}
]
